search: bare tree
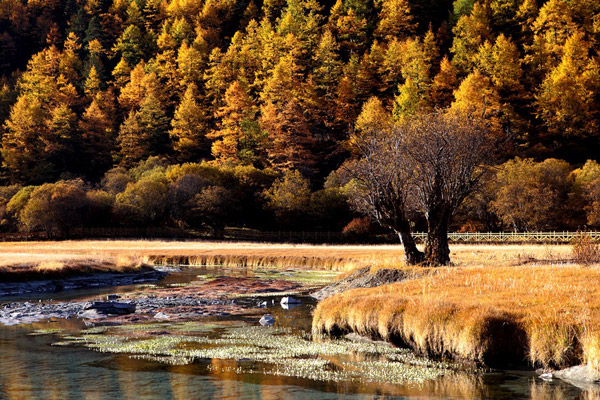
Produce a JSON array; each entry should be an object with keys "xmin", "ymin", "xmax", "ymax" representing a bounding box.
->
[
  {"xmin": 406, "ymin": 110, "xmax": 495, "ymax": 265},
  {"xmin": 348, "ymin": 109, "xmax": 495, "ymax": 266},
  {"xmin": 347, "ymin": 132, "xmax": 424, "ymax": 265}
]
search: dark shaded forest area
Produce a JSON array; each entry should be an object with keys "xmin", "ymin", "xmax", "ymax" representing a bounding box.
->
[{"xmin": 0, "ymin": 0, "xmax": 599, "ymax": 235}]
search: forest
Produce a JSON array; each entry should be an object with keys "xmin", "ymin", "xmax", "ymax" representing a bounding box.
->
[{"xmin": 0, "ymin": 0, "xmax": 599, "ymax": 235}]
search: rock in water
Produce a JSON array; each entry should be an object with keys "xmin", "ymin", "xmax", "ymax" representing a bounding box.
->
[
  {"xmin": 259, "ymin": 314, "xmax": 276, "ymax": 326},
  {"xmin": 553, "ymin": 365, "xmax": 600, "ymax": 384},
  {"xmin": 280, "ymin": 297, "xmax": 301, "ymax": 306},
  {"xmin": 84, "ymin": 301, "xmax": 136, "ymax": 316},
  {"xmin": 538, "ymin": 373, "xmax": 553, "ymax": 381},
  {"xmin": 154, "ymin": 312, "xmax": 170, "ymax": 320}
]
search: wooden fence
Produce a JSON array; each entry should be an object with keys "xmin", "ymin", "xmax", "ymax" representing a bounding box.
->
[
  {"xmin": 412, "ymin": 231, "xmax": 600, "ymax": 244},
  {"xmin": 0, "ymin": 228, "xmax": 596, "ymax": 244}
]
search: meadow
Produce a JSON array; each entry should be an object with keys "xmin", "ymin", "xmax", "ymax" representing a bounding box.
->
[{"xmin": 0, "ymin": 239, "xmax": 573, "ymax": 272}]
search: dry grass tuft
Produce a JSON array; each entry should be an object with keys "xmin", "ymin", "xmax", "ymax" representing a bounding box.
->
[
  {"xmin": 572, "ymin": 233, "xmax": 600, "ymax": 265},
  {"xmin": 313, "ymin": 264, "xmax": 600, "ymax": 370}
]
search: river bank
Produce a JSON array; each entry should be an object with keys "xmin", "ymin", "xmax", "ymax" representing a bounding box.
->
[{"xmin": 312, "ymin": 263, "xmax": 600, "ymax": 383}]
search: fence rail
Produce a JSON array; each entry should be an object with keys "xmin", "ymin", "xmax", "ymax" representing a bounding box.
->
[
  {"xmin": 412, "ymin": 231, "xmax": 600, "ymax": 244},
  {"xmin": 0, "ymin": 228, "xmax": 596, "ymax": 244}
]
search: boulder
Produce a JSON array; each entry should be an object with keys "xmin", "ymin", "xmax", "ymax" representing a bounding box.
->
[
  {"xmin": 280, "ymin": 296, "xmax": 301, "ymax": 306},
  {"xmin": 553, "ymin": 365, "xmax": 600, "ymax": 385},
  {"xmin": 154, "ymin": 312, "xmax": 170, "ymax": 320},
  {"xmin": 84, "ymin": 301, "xmax": 136, "ymax": 316},
  {"xmin": 259, "ymin": 314, "xmax": 276, "ymax": 326}
]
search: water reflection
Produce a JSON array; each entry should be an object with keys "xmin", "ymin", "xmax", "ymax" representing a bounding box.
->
[{"xmin": 0, "ymin": 320, "xmax": 591, "ymax": 400}]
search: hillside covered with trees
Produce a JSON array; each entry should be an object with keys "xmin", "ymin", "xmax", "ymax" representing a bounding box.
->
[{"xmin": 0, "ymin": 0, "xmax": 599, "ymax": 235}]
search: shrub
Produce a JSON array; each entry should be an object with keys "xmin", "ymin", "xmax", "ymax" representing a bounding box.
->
[
  {"xmin": 264, "ymin": 170, "xmax": 311, "ymax": 227},
  {"xmin": 342, "ymin": 217, "xmax": 372, "ymax": 241},
  {"xmin": 190, "ymin": 186, "xmax": 238, "ymax": 237},
  {"xmin": 20, "ymin": 181, "xmax": 89, "ymax": 234},
  {"xmin": 114, "ymin": 173, "xmax": 168, "ymax": 225},
  {"xmin": 492, "ymin": 158, "xmax": 573, "ymax": 231},
  {"xmin": 571, "ymin": 232, "xmax": 600, "ymax": 265},
  {"xmin": 101, "ymin": 167, "xmax": 133, "ymax": 195}
]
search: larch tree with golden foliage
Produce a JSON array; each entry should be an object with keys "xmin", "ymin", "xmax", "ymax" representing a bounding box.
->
[
  {"xmin": 79, "ymin": 99, "xmax": 116, "ymax": 178},
  {"xmin": 451, "ymin": 69, "xmax": 502, "ymax": 134},
  {"xmin": 431, "ymin": 56, "xmax": 459, "ymax": 107},
  {"xmin": 209, "ymin": 81, "xmax": 262, "ymax": 165},
  {"xmin": 450, "ymin": 2, "xmax": 492, "ymax": 76},
  {"xmin": 475, "ymin": 34, "xmax": 523, "ymax": 93},
  {"xmin": 2, "ymin": 95, "xmax": 52, "ymax": 183},
  {"xmin": 170, "ymin": 84, "xmax": 207, "ymax": 161},
  {"xmin": 535, "ymin": 31, "xmax": 600, "ymax": 143},
  {"xmin": 375, "ymin": 0, "xmax": 416, "ymax": 42},
  {"xmin": 259, "ymin": 52, "xmax": 316, "ymax": 171}
]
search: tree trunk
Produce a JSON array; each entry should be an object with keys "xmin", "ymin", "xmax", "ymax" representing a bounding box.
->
[
  {"xmin": 424, "ymin": 209, "xmax": 451, "ymax": 266},
  {"xmin": 395, "ymin": 221, "xmax": 424, "ymax": 265}
]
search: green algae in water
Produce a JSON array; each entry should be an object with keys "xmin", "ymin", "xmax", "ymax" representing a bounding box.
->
[
  {"xmin": 52, "ymin": 322, "xmax": 454, "ymax": 385},
  {"xmin": 251, "ymin": 269, "xmax": 339, "ymax": 285},
  {"xmin": 28, "ymin": 328, "xmax": 65, "ymax": 336}
]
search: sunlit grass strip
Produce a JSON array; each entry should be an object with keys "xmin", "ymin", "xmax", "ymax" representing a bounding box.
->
[
  {"xmin": 313, "ymin": 264, "xmax": 600, "ymax": 370},
  {"xmin": 0, "ymin": 256, "xmax": 149, "ymax": 281},
  {"xmin": 0, "ymin": 241, "xmax": 576, "ymax": 275},
  {"xmin": 151, "ymin": 254, "xmax": 357, "ymax": 271}
]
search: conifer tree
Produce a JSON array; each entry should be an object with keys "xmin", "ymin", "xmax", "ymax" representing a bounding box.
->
[
  {"xmin": 84, "ymin": 65, "xmax": 102, "ymax": 97},
  {"xmin": 118, "ymin": 110, "xmax": 147, "ymax": 166},
  {"xmin": 260, "ymin": 99, "xmax": 315, "ymax": 171},
  {"xmin": 328, "ymin": 0, "xmax": 369, "ymax": 57},
  {"xmin": 476, "ymin": 34, "xmax": 523, "ymax": 92},
  {"xmin": 177, "ymin": 42, "xmax": 203, "ymax": 86},
  {"xmin": 79, "ymin": 99, "xmax": 115, "ymax": 177},
  {"xmin": 118, "ymin": 61, "xmax": 146, "ymax": 110},
  {"xmin": 47, "ymin": 104, "xmax": 77, "ymax": 172},
  {"xmin": 525, "ymin": 0, "xmax": 576, "ymax": 79},
  {"xmin": 209, "ymin": 81, "xmax": 262, "ymax": 165},
  {"xmin": 112, "ymin": 57, "xmax": 131, "ymax": 87},
  {"xmin": 535, "ymin": 31, "xmax": 600, "ymax": 141},
  {"xmin": 375, "ymin": 0, "xmax": 416, "ymax": 42},
  {"xmin": 170, "ymin": 84, "xmax": 207, "ymax": 161},
  {"xmin": 2, "ymin": 95, "xmax": 52, "ymax": 183},
  {"xmin": 354, "ymin": 96, "xmax": 391, "ymax": 141},
  {"xmin": 431, "ymin": 56, "xmax": 459, "ymax": 107},
  {"xmin": 451, "ymin": 69, "xmax": 502, "ymax": 133},
  {"xmin": 115, "ymin": 24, "xmax": 146, "ymax": 66},
  {"xmin": 450, "ymin": 2, "xmax": 492, "ymax": 76},
  {"xmin": 118, "ymin": 93, "xmax": 170, "ymax": 165}
]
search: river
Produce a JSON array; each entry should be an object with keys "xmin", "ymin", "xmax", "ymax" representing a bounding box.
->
[{"xmin": 0, "ymin": 268, "xmax": 590, "ymax": 399}]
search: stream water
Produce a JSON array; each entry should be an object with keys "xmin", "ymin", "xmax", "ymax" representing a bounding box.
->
[{"xmin": 0, "ymin": 268, "xmax": 593, "ymax": 399}]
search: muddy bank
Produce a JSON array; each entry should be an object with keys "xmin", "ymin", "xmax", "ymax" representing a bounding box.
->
[
  {"xmin": 0, "ymin": 269, "xmax": 166, "ymax": 297},
  {"xmin": 311, "ymin": 266, "xmax": 418, "ymax": 300}
]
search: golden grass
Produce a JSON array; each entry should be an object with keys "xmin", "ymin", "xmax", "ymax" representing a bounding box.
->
[
  {"xmin": 0, "ymin": 240, "xmax": 574, "ymax": 271},
  {"xmin": 313, "ymin": 262, "xmax": 600, "ymax": 370},
  {"xmin": 0, "ymin": 251, "xmax": 147, "ymax": 281}
]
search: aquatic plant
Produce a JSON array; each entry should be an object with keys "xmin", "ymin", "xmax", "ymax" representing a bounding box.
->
[{"xmin": 51, "ymin": 322, "xmax": 453, "ymax": 385}]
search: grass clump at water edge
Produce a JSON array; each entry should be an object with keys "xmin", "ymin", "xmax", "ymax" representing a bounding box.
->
[{"xmin": 313, "ymin": 264, "xmax": 600, "ymax": 371}]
